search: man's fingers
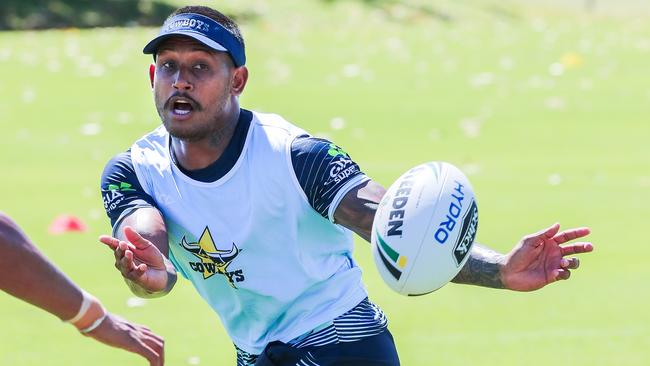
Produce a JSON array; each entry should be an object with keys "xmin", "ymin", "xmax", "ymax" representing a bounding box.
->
[
  {"xmin": 114, "ymin": 243, "xmax": 150, "ymax": 281},
  {"xmin": 116, "ymin": 240, "xmax": 138, "ymax": 257},
  {"xmin": 144, "ymin": 335, "xmax": 165, "ymax": 361},
  {"xmin": 111, "ymin": 243, "xmax": 143, "ymax": 281},
  {"xmin": 129, "ymin": 339, "xmax": 162, "ymax": 366},
  {"xmin": 560, "ymin": 242, "xmax": 594, "ymax": 256},
  {"xmin": 542, "ymin": 223, "xmax": 561, "ymax": 239},
  {"xmin": 524, "ymin": 223, "xmax": 560, "ymax": 247},
  {"xmin": 124, "ymin": 249, "xmax": 135, "ymax": 264},
  {"xmin": 560, "ymin": 257, "xmax": 580, "ymax": 270},
  {"xmin": 136, "ymin": 333, "xmax": 164, "ymax": 366},
  {"xmin": 114, "ymin": 241, "xmax": 129, "ymax": 261},
  {"xmin": 122, "ymin": 252, "xmax": 147, "ymax": 280},
  {"xmin": 141, "ymin": 328, "xmax": 164, "ymax": 343},
  {"xmin": 137, "ymin": 326, "xmax": 165, "ymax": 347},
  {"xmin": 552, "ymin": 227, "xmax": 591, "ymax": 244},
  {"xmin": 118, "ymin": 252, "xmax": 134, "ymax": 276},
  {"xmin": 92, "ymin": 315, "xmax": 163, "ymax": 366},
  {"xmin": 553, "ymin": 268, "xmax": 571, "ymax": 281},
  {"xmin": 99, "ymin": 235, "xmax": 119, "ymax": 250},
  {"xmin": 125, "ymin": 268, "xmax": 146, "ymax": 281},
  {"xmin": 134, "ymin": 328, "xmax": 164, "ymax": 366},
  {"xmin": 120, "ymin": 250, "xmax": 143, "ymax": 278},
  {"xmin": 124, "ymin": 226, "xmax": 153, "ymax": 250}
]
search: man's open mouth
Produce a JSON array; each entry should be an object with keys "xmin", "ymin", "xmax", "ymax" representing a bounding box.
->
[
  {"xmin": 167, "ymin": 96, "xmax": 200, "ymax": 117},
  {"xmin": 172, "ymin": 99, "xmax": 194, "ymax": 115}
]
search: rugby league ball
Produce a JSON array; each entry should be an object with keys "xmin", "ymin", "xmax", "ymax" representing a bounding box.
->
[{"xmin": 371, "ymin": 162, "xmax": 479, "ymax": 296}]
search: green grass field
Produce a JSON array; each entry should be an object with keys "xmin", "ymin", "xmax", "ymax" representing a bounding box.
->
[{"xmin": 1, "ymin": 0, "xmax": 649, "ymax": 365}]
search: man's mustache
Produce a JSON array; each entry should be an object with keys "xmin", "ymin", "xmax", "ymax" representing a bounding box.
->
[{"xmin": 164, "ymin": 93, "xmax": 202, "ymax": 111}]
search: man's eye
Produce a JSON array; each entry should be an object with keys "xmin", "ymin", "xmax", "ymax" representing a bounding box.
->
[
  {"xmin": 194, "ymin": 64, "xmax": 208, "ymax": 71},
  {"xmin": 161, "ymin": 61, "xmax": 175, "ymax": 69}
]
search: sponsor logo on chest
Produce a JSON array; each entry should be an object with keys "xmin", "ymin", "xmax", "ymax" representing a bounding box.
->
[{"xmin": 179, "ymin": 226, "xmax": 245, "ymax": 288}]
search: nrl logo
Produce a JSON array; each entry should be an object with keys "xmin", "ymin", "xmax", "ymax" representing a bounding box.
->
[{"xmin": 180, "ymin": 227, "xmax": 244, "ymax": 287}]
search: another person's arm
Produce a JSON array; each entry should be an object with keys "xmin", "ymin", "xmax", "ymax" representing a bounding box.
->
[
  {"xmin": 0, "ymin": 212, "xmax": 164, "ymax": 365},
  {"xmin": 334, "ymin": 179, "xmax": 594, "ymax": 291}
]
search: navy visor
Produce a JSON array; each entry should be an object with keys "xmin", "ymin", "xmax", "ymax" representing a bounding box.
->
[{"xmin": 143, "ymin": 13, "xmax": 246, "ymax": 67}]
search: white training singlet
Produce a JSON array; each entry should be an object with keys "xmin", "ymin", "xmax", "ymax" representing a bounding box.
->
[{"xmin": 129, "ymin": 112, "xmax": 368, "ymax": 354}]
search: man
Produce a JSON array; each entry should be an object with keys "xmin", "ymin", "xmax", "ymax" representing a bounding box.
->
[
  {"xmin": 0, "ymin": 212, "xmax": 164, "ymax": 366},
  {"xmin": 99, "ymin": 5, "xmax": 594, "ymax": 365}
]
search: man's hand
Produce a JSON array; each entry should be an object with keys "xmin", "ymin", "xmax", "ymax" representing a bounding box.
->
[
  {"xmin": 85, "ymin": 312, "xmax": 164, "ymax": 366},
  {"xmin": 99, "ymin": 226, "xmax": 170, "ymax": 294},
  {"xmin": 501, "ymin": 223, "xmax": 594, "ymax": 291}
]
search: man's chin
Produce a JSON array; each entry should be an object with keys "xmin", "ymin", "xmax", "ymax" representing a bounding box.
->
[{"xmin": 163, "ymin": 122, "xmax": 209, "ymax": 142}]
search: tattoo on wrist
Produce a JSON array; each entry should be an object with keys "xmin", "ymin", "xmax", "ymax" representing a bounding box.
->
[{"xmin": 452, "ymin": 244, "xmax": 506, "ymax": 289}]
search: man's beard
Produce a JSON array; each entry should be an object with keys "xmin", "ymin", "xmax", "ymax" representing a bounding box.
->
[
  {"xmin": 159, "ymin": 109, "xmax": 235, "ymax": 146},
  {"xmin": 156, "ymin": 96, "xmax": 227, "ymax": 142},
  {"xmin": 162, "ymin": 115, "xmax": 221, "ymax": 142}
]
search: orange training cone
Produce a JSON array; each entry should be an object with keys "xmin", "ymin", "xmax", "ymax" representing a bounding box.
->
[{"xmin": 48, "ymin": 215, "xmax": 88, "ymax": 234}]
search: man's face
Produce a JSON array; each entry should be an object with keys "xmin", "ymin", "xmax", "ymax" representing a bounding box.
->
[{"xmin": 153, "ymin": 37, "xmax": 235, "ymax": 141}]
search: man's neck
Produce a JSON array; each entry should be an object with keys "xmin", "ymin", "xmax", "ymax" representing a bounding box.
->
[{"xmin": 171, "ymin": 109, "xmax": 240, "ymax": 171}]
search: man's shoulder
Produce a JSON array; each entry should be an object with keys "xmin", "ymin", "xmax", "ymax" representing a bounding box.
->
[
  {"xmin": 130, "ymin": 126, "xmax": 171, "ymax": 170},
  {"xmin": 132, "ymin": 125, "xmax": 169, "ymax": 147},
  {"xmin": 249, "ymin": 110, "xmax": 309, "ymax": 139},
  {"xmin": 102, "ymin": 150, "xmax": 133, "ymax": 176}
]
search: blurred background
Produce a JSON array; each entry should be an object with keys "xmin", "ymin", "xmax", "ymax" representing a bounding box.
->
[{"xmin": 0, "ymin": 0, "xmax": 648, "ymax": 365}]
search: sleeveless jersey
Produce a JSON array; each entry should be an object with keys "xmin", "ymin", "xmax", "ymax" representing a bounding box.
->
[{"xmin": 129, "ymin": 111, "xmax": 368, "ymax": 354}]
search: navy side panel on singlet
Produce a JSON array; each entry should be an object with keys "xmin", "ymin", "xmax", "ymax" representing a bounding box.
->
[
  {"xmin": 100, "ymin": 150, "xmax": 157, "ymax": 227},
  {"xmin": 290, "ymin": 136, "xmax": 366, "ymax": 219}
]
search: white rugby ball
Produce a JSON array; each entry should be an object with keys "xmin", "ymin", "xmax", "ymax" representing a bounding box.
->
[{"xmin": 371, "ymin": 162, "xmax": 478, "ymax": 296}]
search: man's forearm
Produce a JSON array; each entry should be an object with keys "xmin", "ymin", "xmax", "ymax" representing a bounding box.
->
[
  {"xmin": 0, "ymin": 213, "xmax": 83, "ymax": 320},
  {"xmin": 451, "ymin": 244, "xmax": 506, "ymax": 289},
  {"xmin": 333, "ymin": 181, "xmax": 508, "ymax": 289},
  {"xmin": 114, "ymin": 207, "xmax": 176, "ymax": 297},
  {"xmin": 334, "ymin": 180, "xmax": 386, "ymax": 243}
]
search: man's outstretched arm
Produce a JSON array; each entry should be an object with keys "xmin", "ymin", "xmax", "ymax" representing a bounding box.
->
[
  {"xmin": 99, "ymin": 152, "xmax": 176, "ymax": 298},
  {"xmin": 453, "ymin": 223, "xmax": 592, "ymax": 291},
  {"xmin": 0, "ymin": 212, "xmax": 164, "ymax": 365},
  {"xmin": 99, "ymin": 207, "xmax": 177, "ymax": 298},
  {"xmin": 449, "ymin": 244, "xmax": 506, "ymax": 288},
  {"xmin": 333, "ymin": 180, "xmax": 593, "ymax": 291}
]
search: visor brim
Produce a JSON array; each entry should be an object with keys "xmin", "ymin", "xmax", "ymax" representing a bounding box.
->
[{"xmin": 142, "ymin": 31, "xmax": 227, "ymax": 54}]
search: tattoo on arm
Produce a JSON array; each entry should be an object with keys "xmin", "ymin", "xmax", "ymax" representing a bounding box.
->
[
  {"xmin": 451, "ymin": 244, "xmax": 506, "ymax": 289},
  {"xmin": 333, "ymin": 181, "xmax": 507, "ymax": 290}
]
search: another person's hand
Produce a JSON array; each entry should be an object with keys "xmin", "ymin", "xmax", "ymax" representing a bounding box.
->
[
  {"xmin": 99, "ymin": 227, "xmax": 168, "ymax": 293},
  {"xmin": 85, "ymin": 313, "xmax": 164, "ymax": 366},
  {"xmin": 501, "ymin": 223, "xmax": 594, "ymax": 291}
]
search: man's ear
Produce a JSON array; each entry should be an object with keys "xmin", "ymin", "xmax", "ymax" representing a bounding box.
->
[
  {"xmin": 231, "ymin": 66, "xmax": 249, "ymax": 96},
  {"xmin": 149, "ymin": 64, "xmax": 155, "ymax": 88}
]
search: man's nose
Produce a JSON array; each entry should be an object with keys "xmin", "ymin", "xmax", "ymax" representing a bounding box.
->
[{"xmin": 172, "ymin": 69, "xmax": 193, "ymax": 91}]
